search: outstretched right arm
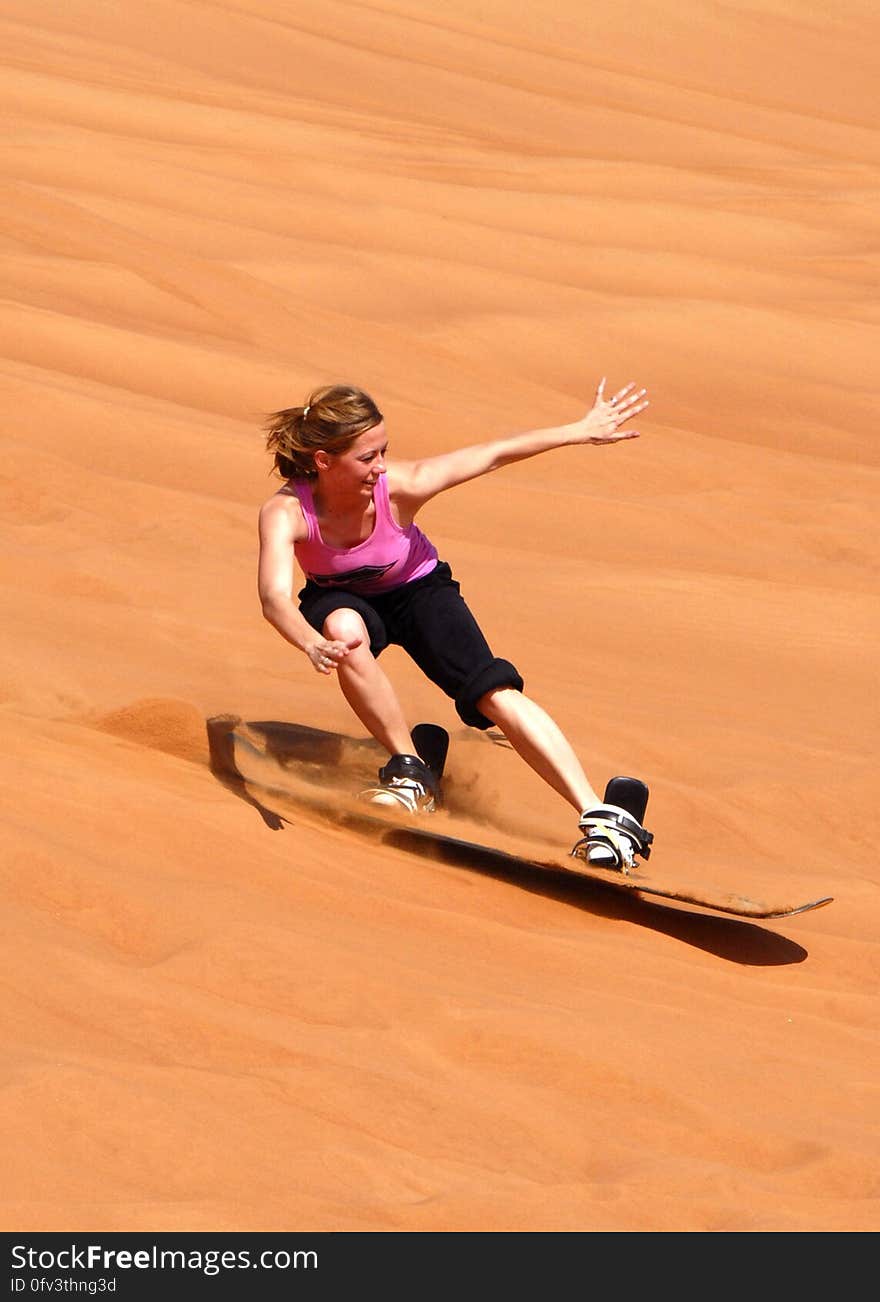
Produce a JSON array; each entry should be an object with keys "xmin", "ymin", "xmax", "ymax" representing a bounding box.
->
[{"xmin": 257, "ymin": 496, "xmax": 361, "ymax": 674}]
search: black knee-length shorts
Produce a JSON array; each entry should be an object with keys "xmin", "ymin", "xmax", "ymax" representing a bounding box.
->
[{"xmin": 298, "ymin": 561, "xmax": 523, "ymax": 729}]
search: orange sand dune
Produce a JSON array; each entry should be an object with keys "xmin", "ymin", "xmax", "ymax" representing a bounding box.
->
[{"xmin": 1, "ymin": 1, "xmax": 877, "ymax": 1232}]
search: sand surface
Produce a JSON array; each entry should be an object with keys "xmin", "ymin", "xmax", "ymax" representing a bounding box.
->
[{"xmin": 1, "ymin": 1, "xmax": 877, "ymax": 1232}]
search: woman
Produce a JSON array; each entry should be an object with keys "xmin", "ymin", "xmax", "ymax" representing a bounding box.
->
[{"xmin": 257, "ymin": 380, "xmax": 652, "ymax": 868}]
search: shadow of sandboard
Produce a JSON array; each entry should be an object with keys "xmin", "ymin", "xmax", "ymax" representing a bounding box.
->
[{"xmin": 208, "ymin": 716, "xmax": 833, "ymax": 923}]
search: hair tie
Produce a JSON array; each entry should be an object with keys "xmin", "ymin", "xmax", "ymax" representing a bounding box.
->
[{"xmin": 302, "ymin": 405, "xmax": 311, "ymax": 418}]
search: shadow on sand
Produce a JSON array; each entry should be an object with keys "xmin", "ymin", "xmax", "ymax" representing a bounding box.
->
[{"xmin": 206, "ymin": 714, "xmax": 813, "ymax": 967}]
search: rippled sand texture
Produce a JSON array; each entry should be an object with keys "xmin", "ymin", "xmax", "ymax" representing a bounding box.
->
[{"xmin": 1, "ymin": 1, "xmax": 877, "ymax": 1231}]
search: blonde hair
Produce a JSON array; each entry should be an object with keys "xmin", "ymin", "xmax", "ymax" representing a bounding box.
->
[{"xmin": 265, "ymin": 384, "xmax": 383, "ymax": 479}]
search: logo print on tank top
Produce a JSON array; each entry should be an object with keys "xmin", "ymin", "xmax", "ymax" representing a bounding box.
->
[{"xmin": 308, "ymin": 562, "xmax": 397, "ymax": 588}]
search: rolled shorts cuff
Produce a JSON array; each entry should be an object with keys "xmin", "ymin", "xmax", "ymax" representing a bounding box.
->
[{"xmin": 455, "ymin": 658, "xmax": 524, "ymax": 729}]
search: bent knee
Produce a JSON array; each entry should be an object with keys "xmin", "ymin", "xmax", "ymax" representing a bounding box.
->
[
  {"xmin": 475, "ymin": 685, "xmax": 521, "ymax": 722},
  {"xmin": 322, "ymin": 607, "xmax": 369, "ymax": 643}
]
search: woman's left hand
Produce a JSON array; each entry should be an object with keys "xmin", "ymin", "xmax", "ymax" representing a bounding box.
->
[{"xmin": 577, "ymin": 378, "xmax": 649, "ymax": 444}]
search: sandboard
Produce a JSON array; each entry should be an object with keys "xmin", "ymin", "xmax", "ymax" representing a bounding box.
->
[
  {"xmin": 333, "ymin": 810, "xmax": 832, "ymax": 919},
  {"xmin": 216, "ymin": 718, "xmax": 833, "ymax": 922},
  {"xmin": 541, "ymin": 855, "xmax": 832, "ymax": 919}
]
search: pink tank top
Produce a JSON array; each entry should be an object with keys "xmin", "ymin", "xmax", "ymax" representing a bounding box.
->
[{"xmin": 293, "ymin": 474, "xmax": 438, "ymax": 594}]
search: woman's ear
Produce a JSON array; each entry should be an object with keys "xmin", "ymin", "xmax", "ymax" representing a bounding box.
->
[{"xmin": 313, "ymin": 449, "xmax": 332, "ymax": 473}]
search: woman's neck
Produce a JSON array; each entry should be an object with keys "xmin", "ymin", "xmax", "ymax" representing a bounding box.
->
[{"xmin": 312, "ymin": 479, "xmax": 372, "ymax": 517}]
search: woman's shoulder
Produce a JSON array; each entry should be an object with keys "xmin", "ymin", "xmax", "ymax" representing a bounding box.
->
[
  {"xmin": 259, "ymin": 483, "xmax": 308, "ymax": 542},
  {"xmin": 385, "ymin": 459, "xmax": 419, "ymax": 499}
]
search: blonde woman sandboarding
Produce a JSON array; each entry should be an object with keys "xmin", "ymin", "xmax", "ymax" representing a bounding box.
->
[{"xmin": 257, "ymin": 379, "xmax": 653, "ymax": 869}]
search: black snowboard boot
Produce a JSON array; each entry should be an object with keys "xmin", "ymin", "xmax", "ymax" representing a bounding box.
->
[
  {"xmin": 572, "ymin": 803, "xmax": 653, "ymax": 872},
  {"xmin": 360, "ymin": 753, "xmax": 439, "ymax": 814}
]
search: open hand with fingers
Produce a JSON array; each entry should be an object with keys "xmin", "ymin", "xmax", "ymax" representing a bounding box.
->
[
  {"xmin": 306, "ymin": 635, "xmax": 362, "ymax": 675},
  {"xmin": 577, "ymin": 377, "xmax": 649, "ymax": 444}
]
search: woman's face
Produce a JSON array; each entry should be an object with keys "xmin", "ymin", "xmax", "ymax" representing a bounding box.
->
[{"xmin": 317, "ymin": 421, "xmax": 388, "ymax": 496}]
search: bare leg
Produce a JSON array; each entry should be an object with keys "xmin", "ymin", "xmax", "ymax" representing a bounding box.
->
[
  {"xmin": 477, "ymin": 687, "xmax": 600, "ymax": 814},
  {"xmin": 323, "ymin": 610, "xmax": 412, "ymax": 756}
]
